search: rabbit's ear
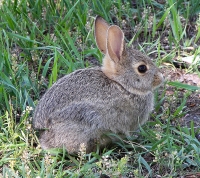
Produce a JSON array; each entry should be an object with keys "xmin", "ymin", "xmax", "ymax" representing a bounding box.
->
[
  {"xmin": 95, "ymin": 16, "xmax": 110, "ymax": 54},
  {"xmin": 107, "ymin": 25, "xmax": 125, "ymax": 63}
]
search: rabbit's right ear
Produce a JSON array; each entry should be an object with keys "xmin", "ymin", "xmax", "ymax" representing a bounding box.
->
[
  {"xmin": 95, "ymin": 16, "xmax": 110, "ymax": 54},
  {"xmin": 106, "ymin": 25, "xmax": 125, "ymax": 63}
]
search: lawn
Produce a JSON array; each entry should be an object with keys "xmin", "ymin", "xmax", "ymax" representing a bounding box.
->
[{"xmin": 0, "ymin": 0, "xmax": 200, "ymax": 177}]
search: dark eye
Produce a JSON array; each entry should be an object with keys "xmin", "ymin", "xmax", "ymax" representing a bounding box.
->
[{"xmin": 138, "ymin": 65, "xmax": 147, "ymax": 73}]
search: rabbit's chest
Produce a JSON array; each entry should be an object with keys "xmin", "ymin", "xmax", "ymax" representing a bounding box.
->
[
  {"xmin": 104, "ymin": 92, "xmax": 154, "ymax": 133},
  {"xmin": 113, "ymin": 92, "xmax": 154, "ymax": 114}
]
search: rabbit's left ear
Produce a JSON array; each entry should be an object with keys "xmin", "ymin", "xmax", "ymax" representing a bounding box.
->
[
  {"xmin": 106, "ymin": 25, "xmax": 125, "ymax": 63},
  {"xmin": 95, "ymin": 16, "xmax": 110, "ymax": 55}
]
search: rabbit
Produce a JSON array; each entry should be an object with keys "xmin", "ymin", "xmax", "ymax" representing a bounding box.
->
[{"xmin": 33, "ymin": 16, "xmax": 164, "ymax": 153}]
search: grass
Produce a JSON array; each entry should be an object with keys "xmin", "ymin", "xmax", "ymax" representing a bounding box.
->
[{"xmin": 0, "ymin": 0, "xmax": 200, "ymax": 177}]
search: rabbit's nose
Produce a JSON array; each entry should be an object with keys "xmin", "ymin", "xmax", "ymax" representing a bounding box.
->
[{"xmin": 152, "ymin": 72, "xmax": 164, "ymax": 88}]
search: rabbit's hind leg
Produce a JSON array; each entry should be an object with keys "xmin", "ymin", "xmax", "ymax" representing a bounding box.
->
[
  {"xmin": 39, "ymin": 103, "xmax": 102, "ymax": 153},
  {"xmin": 39, "ymin": 122, "xmax": 98, "ymax": 153}
]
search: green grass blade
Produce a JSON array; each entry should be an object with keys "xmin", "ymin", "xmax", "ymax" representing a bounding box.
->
[{"xmin": 168, "ymin": 81, "xmax": 200, "ymax": 91}]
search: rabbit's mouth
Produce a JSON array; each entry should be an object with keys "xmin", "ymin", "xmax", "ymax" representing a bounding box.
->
[{"xmin": 152, "ymin": 72, "xmax": 164, "ymax": 89}]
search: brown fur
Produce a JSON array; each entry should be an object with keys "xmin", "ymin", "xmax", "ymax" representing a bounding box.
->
[{"xmin": 33, "ymin": 16, "xmax": 164, "ymax": 153}]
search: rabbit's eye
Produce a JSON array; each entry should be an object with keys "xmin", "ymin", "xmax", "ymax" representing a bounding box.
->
[{"xmin": 138, "ymin": 65, "xmax": 147, "ymax": 73}]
